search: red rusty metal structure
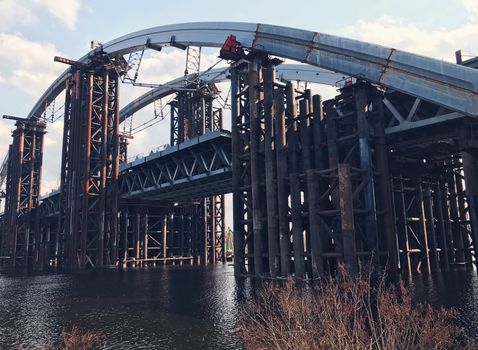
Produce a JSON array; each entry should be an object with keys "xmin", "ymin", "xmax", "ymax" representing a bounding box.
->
[
  {"xmin": 57, "ymin": 53, "xmax": 124, "ymax": 269},
  {"xmin": 0, "ymin": 118, "xmax": 45, "ymax": 266},
  {"xmin": 2, "ymin": 22, "xmax": 478, "ymax": 279}
]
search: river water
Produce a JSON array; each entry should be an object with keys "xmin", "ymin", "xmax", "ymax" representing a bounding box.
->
[{"xmin": 0, "ymin": 264, "xmax": 477, "ymax": 349}]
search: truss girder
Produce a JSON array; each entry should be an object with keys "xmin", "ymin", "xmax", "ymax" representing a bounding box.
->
[{"xmin": 119, "ymin": 132, "xmax": 231, "ymax": 201}]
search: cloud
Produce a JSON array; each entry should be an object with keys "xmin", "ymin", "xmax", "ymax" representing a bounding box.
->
[
  {"xmin": 34, "ymin": 0, "xmax": 81, "ymax": 30},
  {"xmin": 0, "ymin": 0, "xmax": 37, "ymax": 30},
  {"xmin": 0, "ymin": 33, "xmax": 64, "ymax": 98},
  {"xmin": 342, "ymin": 2, "xmax": 478, "ymax": 62},
  {"xmin": 463, "ymin": 0, "xmax": 478, "ymax": 20}
]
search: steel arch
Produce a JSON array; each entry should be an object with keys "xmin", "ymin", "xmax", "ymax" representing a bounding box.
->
[
  {"xmin": 28, "ymin": 22, "xmax": 478, "ymax": 120},
  {"xmin": 119, "ymin": 63, "xmax": 343, "ymax": 123}
]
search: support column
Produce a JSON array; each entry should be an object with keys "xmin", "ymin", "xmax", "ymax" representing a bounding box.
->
[
  {"xmin": 307, "ymin": 169, "xmax": 324, "ymax": 278},
  {"xmin": 263, "ymin": 65, "xmax": 280, "ymax": 277},
  {"xmin": 434, "ymin": 181, "xmax": 450, "ymax": 268},
  {"xmin": 462, "ymin": 152, "xmax": 478, "ymax": 263},
  {"xmin": 372, "ymin": 92, "xmax": 398, "ymax": 272},
  {"xmin": 338, "ymin": 164, "xmax": 357, "ymax": 275},
  {"xmin": 424, "ymin": 187, "xmax": 440, "ymax": 271},
  {"xmin": 3, "ymin": 120, "xmax": 45, "ymax": 267},
  {"xmin": 355, "ymin": 85, "xmax": 378, "ymax": 263},
  {"xmin": 249, "ymin": 58, "xmax": 265, "ymax": 276},
  {"xmin": 274, "ymin": 87, "xmax": 291, "ymax": 276}
]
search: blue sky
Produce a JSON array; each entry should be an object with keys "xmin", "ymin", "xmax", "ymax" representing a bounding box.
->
[{"xmin": 0, "ymin": 0, "xmax": 477, "ymax": 194}]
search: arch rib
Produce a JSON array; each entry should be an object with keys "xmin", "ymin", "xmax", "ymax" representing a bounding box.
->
[{"xmin": 28, "ymin": 22, "xmax": 478, "ymax": 120}]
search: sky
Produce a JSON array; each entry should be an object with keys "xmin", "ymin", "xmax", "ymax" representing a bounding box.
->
[{"xmin": 0, "ymin": 0, "xmax": 477, "ymax": 197}]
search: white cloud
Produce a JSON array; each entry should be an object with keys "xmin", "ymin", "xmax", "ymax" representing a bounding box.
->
[
  {"xmin": 34, "ymin": 0, "xmax": 81, "ymax": 30},
  {"xmin": 463, "ymin": 0, "xmax": 478, "ymax": 20},
  {"xmin": 342, "ymin": 2, "xmax": 478, "ymax": 62},
  {"xmin": 0, "ymin": 0, "xmax": 37, "ymax": 30},
  {"xmin": 0, "ymin": 33, "xmax": 64, "ymax": 97}
]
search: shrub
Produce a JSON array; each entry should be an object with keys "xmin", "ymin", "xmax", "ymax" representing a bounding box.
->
[
  {"xmin": 43, "ymin": 326, "xmax": 105, "ymax": 350},
  {"xmin": 237, "ymin": 267, "xmax": 475, "ymax": 350}
]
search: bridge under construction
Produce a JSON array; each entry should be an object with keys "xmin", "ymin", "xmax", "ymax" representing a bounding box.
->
[{"xmin": 1, "ymin": 22, "xmax": 478, "ymax": 278}]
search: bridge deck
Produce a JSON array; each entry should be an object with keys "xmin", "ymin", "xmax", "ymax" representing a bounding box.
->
[{"xmin": 119, "ymin": 130, "xmax": 232, "ymax": 202}]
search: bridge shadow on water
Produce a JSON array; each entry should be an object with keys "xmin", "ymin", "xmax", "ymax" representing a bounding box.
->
[{"xmin": 0, "ymin": 265, "xmax": 477, "ymax": 349}]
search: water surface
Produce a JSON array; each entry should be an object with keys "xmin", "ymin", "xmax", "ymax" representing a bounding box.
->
[{"xmin": 0, "ymin": 265, "xmax": 477, "ymax": 349}]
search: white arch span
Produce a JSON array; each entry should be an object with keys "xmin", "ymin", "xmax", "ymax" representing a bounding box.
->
[{"xmin": 28, "ymin": 22, "xmax": 478, "ymax": 120}]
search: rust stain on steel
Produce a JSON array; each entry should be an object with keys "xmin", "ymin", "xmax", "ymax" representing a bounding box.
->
[
  {"xmin": 379, "ymin": 48, "xmax": 395, "ymax": 83},
  {"xmin": 305, "ymin": 32, "xmax": 320, "ymax": 63},
  {"xmin": 251, "ymin": 23, "xmax": 261, "ymax": 49}
]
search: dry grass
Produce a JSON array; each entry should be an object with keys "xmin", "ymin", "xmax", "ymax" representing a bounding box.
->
[
  {"xmin": 42, "ymin": 326, "xmax": 105, "ymax": 350},
  {"xmin": 237, "ymin": 267, "xmax": 475, "ymax": 350}
]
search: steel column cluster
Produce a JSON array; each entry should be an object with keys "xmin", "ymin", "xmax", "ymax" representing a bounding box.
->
[
  {"xmin": 58, "ymin": 57, "xmax": 122, "ymax": 270},
  {"xmin": 116, "ymin": 85, "xmax": 227, "ymax": 267},
  {"xmin": 117, "ymin": 204, "xmax": 194, "ymax": 267},
  {"xmin": 168, "ymin": 86, "xmax": 226, "ymax": 265},
  {"xmin": 1, "ymin": 120, "xmax": 45, "ymax": 266},
  {"xmin": 231, "ymin": 55, "xmax": 478, "ymax": 278}
]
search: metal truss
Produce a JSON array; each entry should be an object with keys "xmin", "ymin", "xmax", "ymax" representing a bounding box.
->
[
  {"xmin": 1, "ymin": 120, "xmax": 45, "ymax": 266},
  {"xmin": 119, "ymin": 131, "xmax": 231, "ymax": 202},
  {"xmin": 121, "ymin": 49, "xmax": 145, "ymax": 84},
  {"xmin": 60, "ymin": 58, "xmax": 122, "ymax": 270},
  {"xmin": 184, "ymin": 46, "xmax": 201, "ymax": 86}
]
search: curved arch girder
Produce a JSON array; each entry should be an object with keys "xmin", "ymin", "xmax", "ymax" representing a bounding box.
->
[
  {"xmin": 28, "ymin": 22, "xmax": 478, "ymax": 120},
  {"xmin": 119, "ymin": 64, "xmax": 343, "ymax": 123}
]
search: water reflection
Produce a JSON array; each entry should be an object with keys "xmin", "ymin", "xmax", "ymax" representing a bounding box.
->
[
  {"xmin": 0, "ymin": 265, "xmax": 477, "ymax": 349},
  {"xmin": 0, "ymin": 265, "xmax": 248, "ymax": 349},
  {"xmin": 408, "ymin": 269, "xmax": 478, "ymax": 339}
]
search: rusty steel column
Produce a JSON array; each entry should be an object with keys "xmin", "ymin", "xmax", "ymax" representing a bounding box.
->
[
  {"xmin": 122, "ymin": 210, "xmax": 129, "ymax": 266},
  {"xmin": 286, "ymin": 82, "xmax": 305, "ymax": 278},
  {"xmin": 312, "ymin": 95, "xmax": 327, "ymax": 171},
  {"xmin": 415, "ymin": 179, "xmax": 431, "ymax": 273},
  {"xmin": 462, "ymin": 152, "xmax": 478, "ymax": 264},
  {"xmin": 162, "ymin": 215, "xmax": 167, "ymax": 262},
  {"xmin": 395, "ymin": 175, "xmax": 412, "ymax": 274},
  {"xmin": 372, "ymin": 92, "xmax": 398, "ymax": 272},
  {"xmin": 299, "ymin": 91, "xmax": 313, "ymax": 276},
  {"xmin": 455, "ymin": 169, "xmax": 472, "ymax": 265},
  {"xmin": 143, "ymin": 212, "xmax": 149, "ymax": 261},
  {"xmin": 355, "ymin": 85, "xmax": 379, "ymax": 264},
  {"xmin": 249, "ymin": 57, "xmax": 265, "ymax": 276},
  {"xmin": 3, "ymin": 119, "xmax": 45, "ymax": 267},
  {"xmin": 263, "ymin": 65, "xmax": 280, "ymax": 277},
  {"xmin": 307, "ymin": 169, "xmax": 324, "ymax": 278},
  {"xmin": 448, "ymin": 171, "xmax": 464, "ymax": 264},
  {"xmin": 274, "ymin": 87, "xmax": 291, "ymax": 276},
  {"xmin": 434, "ymin": 180, "xmax": 450, "ymax": 269},
  {"xmin": 338, "ymin": 164, "xmax": 357, "ymax": 275},
  {"xmin": 424, "ymin": 186, "xmax": 440, "ymax": 271}
]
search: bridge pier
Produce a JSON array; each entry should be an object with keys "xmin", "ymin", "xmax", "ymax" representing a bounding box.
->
[
  {"xmin": 1, "ymin": 119, "xmax": 45, "ymax": 267},
  {"xmin": 3, "ymin": 34, "xmax": 478, "ymax": 280},
  {"xmin": 58, "ymin": 54, "xmax": 124, "ymax": 270},
  {"xmin": 229, "ymin": 55, "xmax": 478, "ymax": 278}
]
